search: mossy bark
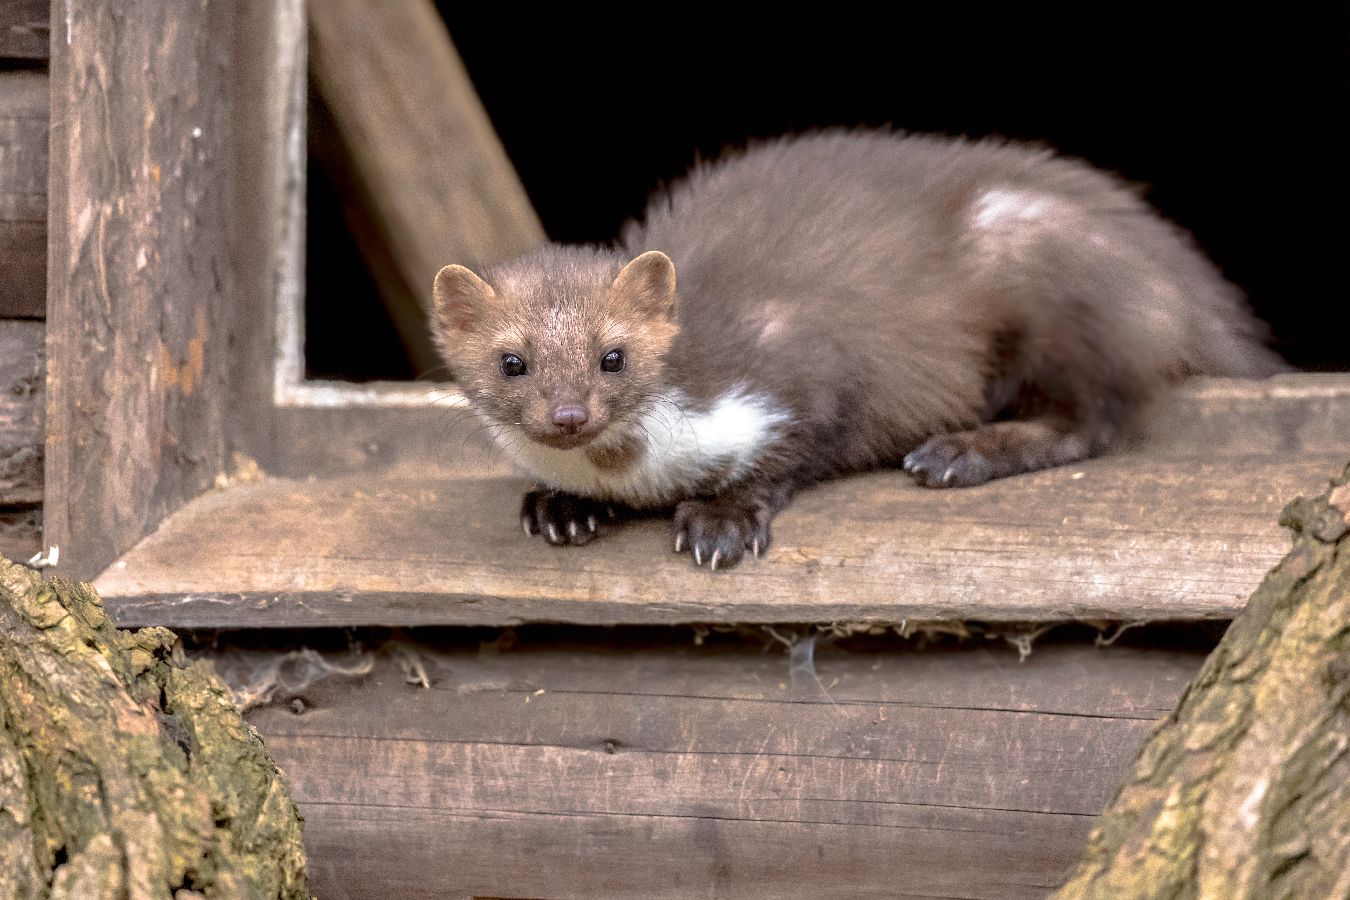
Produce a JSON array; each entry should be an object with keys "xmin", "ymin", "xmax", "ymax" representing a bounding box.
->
[
  {"xmin": 0, "ymin": 559, "xmax": 307, "ymax": 899},
  {"xmin": 1055, "ymin": 461, "xmax": 1350, "ymax": 900}
]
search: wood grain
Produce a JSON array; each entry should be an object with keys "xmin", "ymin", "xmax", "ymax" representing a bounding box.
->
[
  {"xmin": 0, "ymin": 507, "xmax": 39, "ymax": 561},
  {"xmin": 0, "ymin": 70, "xmax": 46, "ymax": 319},
  {"xmin": 97, "ymin": 453, "xmax": 1340, "ymax": 629},
  {"xmin": 306, "ymin": 0, "xmax": 544, "ymax": 369},
  {"xmin": 0, "ymin": 320, "xmax": 42, "ymax": 505},
  {"xmin": 44, "ymin": 1, "xmax": 234, "ymax": 580},
  {"xmin": 0, "ymin": 0, "xmax": 47, "ymax": 61},
  {"xmin": 222, "ymin": 0, "xmax": 305, "ymax": 475},
  {"xmin": 260, "ymin": 373, "xmax": 1350, "ymax": 482},
  {"xmin": 239, "ymin": 638, "xmax": 1208, "ymax": 898}
]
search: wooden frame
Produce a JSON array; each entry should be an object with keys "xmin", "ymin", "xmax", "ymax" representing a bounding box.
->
[{"xmin": 33, "ymin": 0, "xmax": 1350, "ymax": 595}]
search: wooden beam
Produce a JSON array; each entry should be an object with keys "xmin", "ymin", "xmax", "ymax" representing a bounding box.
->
[
  {"xmin": 95, "ymin": 454, "xmax": 1337, "ymax": 628},
  {"xmin": 258, "ymin": 374, "xmax": 1350, "ymax": 482},
  {"xmin": 44, "ymin": 0, "xmax": 235, "ymax": 580},
  {"xmin": 306, "ymin": 0, "xmax": 545, "ymax": 370},
  {"xmin": 0, "ymin": 70, "xmax": 46, "ymax": 319},
  {"xmin": 221, "ymin": 0, "xmax": 304, "ymax": 472},
  {"xmin": 0, "ymin": 0, "xmax": 48, "ymax": 61},
  {"xmin": 0, "ymin": 321, "xmax": 42, "ymax": 505},
  {"xmin": 239, "ymin": 636, "xmax": 1209, "ymax": 898}
]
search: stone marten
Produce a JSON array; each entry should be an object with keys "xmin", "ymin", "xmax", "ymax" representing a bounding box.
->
[{"xmin": 431, "ymin": 130, "xmax": 1283, "ymax": 570}]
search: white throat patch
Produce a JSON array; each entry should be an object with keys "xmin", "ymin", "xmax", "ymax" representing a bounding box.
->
[{"xmin": 499, "ymin": 385, "xmax": 790, "ymax": 506}]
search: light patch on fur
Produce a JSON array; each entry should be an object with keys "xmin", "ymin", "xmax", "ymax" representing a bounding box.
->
[
  {"xmin": 968, "ymin": 187, "xmax": 1080, "ymax": 272},
  {"xmin": 971, "ymin": 188, "xmax": 1057, "ymax": 230},
  {"xmin": 499, "ymin": 385, "xmax": 790, "ymax": 505}
]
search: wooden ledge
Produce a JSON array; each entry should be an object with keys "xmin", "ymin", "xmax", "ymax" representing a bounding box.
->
[{"xmin": 94, "ymin": 453, "xmax": 1341, "ymax": 629}]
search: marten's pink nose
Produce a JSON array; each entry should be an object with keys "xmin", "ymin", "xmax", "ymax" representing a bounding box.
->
[{"xmin": 552, "ymin": 405, "xmax": 589, "ymax": 431}]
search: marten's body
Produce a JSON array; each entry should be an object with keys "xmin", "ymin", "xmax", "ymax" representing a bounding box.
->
[{"xmin": 432, "ymin": 131, "xmax": 1282, "ymax": 569}]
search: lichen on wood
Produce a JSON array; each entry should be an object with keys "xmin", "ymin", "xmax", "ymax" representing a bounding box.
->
[
  {"xmin": 1054, "ymin": 461, "xmax": 1350, "ymax": 899},
  {"xmin": 0, "ymin": 558, "xmax": 307, "ymax": 899}
]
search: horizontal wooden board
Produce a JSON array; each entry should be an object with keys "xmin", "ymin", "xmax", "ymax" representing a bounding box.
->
[
  {"xmin": 0, "ymin": 70, "xmax": 47, "ymax": 318},
  {"xmin": 0, "ymin": 0, "xmax": 47, "ymax": 61},
  {"xmin": 97, "ymin": 452, "xmax": 1340, "ymax": 628},
  {"xmin": 0, "ymin": 320, "xmax": 42, "ymax": 504},
  {"xmin": 0, "ymin": 507, "xmax": 39, "ymax": 561},
  {"xmin": 238, "ymin": 638, "xmax": 1207, "ymax": 898},
  {"xmin": 264, "ymin": 374, "xmax": 1350, "ymax": 479}
]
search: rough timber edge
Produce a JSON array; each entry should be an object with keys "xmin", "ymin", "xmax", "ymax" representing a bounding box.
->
[
  {"xmin": 275, "ymin": 372, "xmax": 1350, "ymax": 408},
  {"xmin": 101, "ymin": 587, "xmax": 1238, "ymax": 632}
]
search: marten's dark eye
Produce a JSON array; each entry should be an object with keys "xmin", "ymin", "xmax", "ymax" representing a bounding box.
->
[
  {"xmin": 601, "ymin": 349, "xmax": 625, "ymax": 373},
  {"xmin": 500, "ymin": 353, "xmax": 527, "ymax": 377}
]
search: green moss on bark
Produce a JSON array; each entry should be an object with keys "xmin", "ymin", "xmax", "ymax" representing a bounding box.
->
[{"xmin": 0, "ymin": 559, "xmax": 307, "ymax": 899}]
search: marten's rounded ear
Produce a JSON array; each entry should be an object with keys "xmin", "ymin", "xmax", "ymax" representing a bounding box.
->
[
  {"xmin": 612, "ymin": 251, "xmax": 677, "ymax": 321},
  {"xmin": 433, "ymin": 264, "xmax": 496, "ymax": 333}
]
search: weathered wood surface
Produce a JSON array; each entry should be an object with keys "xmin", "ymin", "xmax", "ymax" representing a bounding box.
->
[
  {"xmin": 307, "ymin": 0, "xmax": 544, "ymax": 371},
  {"xmin": 223, "ymin": 0, "xmax": 305, "ymax": 471},
  {"xmin": 1143, "ymin": 372, "xmax": 1350, "ymax": 458},
  {"xmin": 45, "ymin": 1, "xmax": 235, "ymax": 581},
  {"xmin": 238, "ymin": 635, "xmax": 1208, "ymax": 899},
  {"xmin": 1055, "ymin": 461, "xmax": 1350, "ymax": 899},
  {"xmin": 0, "ymin": 507, "xmax": 38, "ymax": 561},
  {"xmin": 0, "ymin": 557, "xmax": 308, "ymax": 898},
  {"xmin": 0, "ymin": 320, "xmax": 42, "ymax": 504},
  {"xmin": 0, "ymin": 70, "xmax": 47, "ymax": 319},
  {"xmin": 263, "ymin": 373, "xmax": 1350, "ymax": 480},
  {"xmin": 0, "ymin": 0, "xmax": 47, "ymax": 61},
  {"xmin": 97, "ymin": 453, "xmax": 1339, "ymax": 629}
]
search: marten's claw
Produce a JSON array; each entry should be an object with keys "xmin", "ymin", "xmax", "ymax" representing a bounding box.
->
[
  {"xmin": 673, "ymin": 498, "xmax": 772, "ymax": 571},
  {"xmin": 520, "ymin": 488, "xmax": 610, "ymax": 547},
  {"xmin": 903, "ymin": 435, "xmax": 996, "ymax": 488}
]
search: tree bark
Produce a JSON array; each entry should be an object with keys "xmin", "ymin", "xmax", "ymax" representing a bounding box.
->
[
  {"xmin": 0, "ymin": 558, "xmax": 308, "ymax": 899},
  {"xmin": 1054, "ymin": 460, "xmax": 1350, "ymax": 899}
]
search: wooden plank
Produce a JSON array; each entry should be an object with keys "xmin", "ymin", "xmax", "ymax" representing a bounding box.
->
[
  {"xmin": 261, "ymin": 373, "xmax": 1350, "ymax": 480},
  {"xmin": 1143, "ymin": 373, "xmax": 1350, "ymax": 457},
  {"xmin": 0, "ymin": 0, "xmax": 47, "ymax": 61},
  {"xmin": 0, "ymin": 507, "xmax": 39, "ymax": 561},
  {"xmin": 268, "ymin": 401, "xmax": 510, "ymax": 480},
  {"xmin": 306, "ymin": 0, "xmax": 544, "ymax": 372},
  {"xmin": 0, "ymin": 70, "xmax": 47, "ymax": 318},
  {"xmin": 97, "ymin": 453, "xmax": 1339, "ymax": 628},
  {"xmin": 44, "ymin": 1, "xmax": 234, "ymax": 581},
  {"xmin": 238, "ymin": 639, "xmax": 1208, "ymax": 898},
  {"xmin": 0, "ymin": 320, "xmax": 41, "ymax": 504}
]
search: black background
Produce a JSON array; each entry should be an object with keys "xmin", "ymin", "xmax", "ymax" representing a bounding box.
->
[{"xmin": 307, "ymin": 8, "xmax": 1347, "ymax": 379}]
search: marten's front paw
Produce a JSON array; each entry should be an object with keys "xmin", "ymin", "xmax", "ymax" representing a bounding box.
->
[
  {"xmin": 673, "ymin": 498, "xmax": 772, "ymax": 570},
  {"xmin": 520, "ymin": 489, "xmax": 614, "ymax": 546},
  {"xmin": 903, "ymin": 434, "xmax": 996, "ymax": 488}
]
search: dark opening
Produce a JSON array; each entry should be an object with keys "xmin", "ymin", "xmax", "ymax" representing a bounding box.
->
[{"xmin": 304, "ymin": 9, "xmax": 1347, "ymax": 379}]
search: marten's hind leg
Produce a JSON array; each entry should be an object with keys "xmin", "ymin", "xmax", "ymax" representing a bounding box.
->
[
  {"xmin": 903, "ymin": 421, "xmax": 1096, "ymax": 487},
  {"xmin": 903, "ymin": 321, "xmax": 1145, "ymax": 488}
]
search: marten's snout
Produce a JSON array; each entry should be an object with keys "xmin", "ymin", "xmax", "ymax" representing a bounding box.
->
[{"xmin": 551, "ymin": 405, "xmax": 590, "ymax": 434}]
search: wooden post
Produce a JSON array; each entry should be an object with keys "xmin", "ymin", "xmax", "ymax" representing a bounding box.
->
[
  {"xmin": 1053, "ymin": 460, "xmax": 1350, "ymax": 898},
  {"xmin": 44, "ymin": 0, "xmax": 237, "ymax": 580}
]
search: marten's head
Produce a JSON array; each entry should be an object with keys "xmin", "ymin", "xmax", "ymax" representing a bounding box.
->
[{"xmin": 432, "ymin": 247, "xmax": 679, "ymax": 451}]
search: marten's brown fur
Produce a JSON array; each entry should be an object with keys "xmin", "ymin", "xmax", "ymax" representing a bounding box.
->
[{"xmin": 432, "ymin": 131, "xmax": 1283, "ymax": 570}]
